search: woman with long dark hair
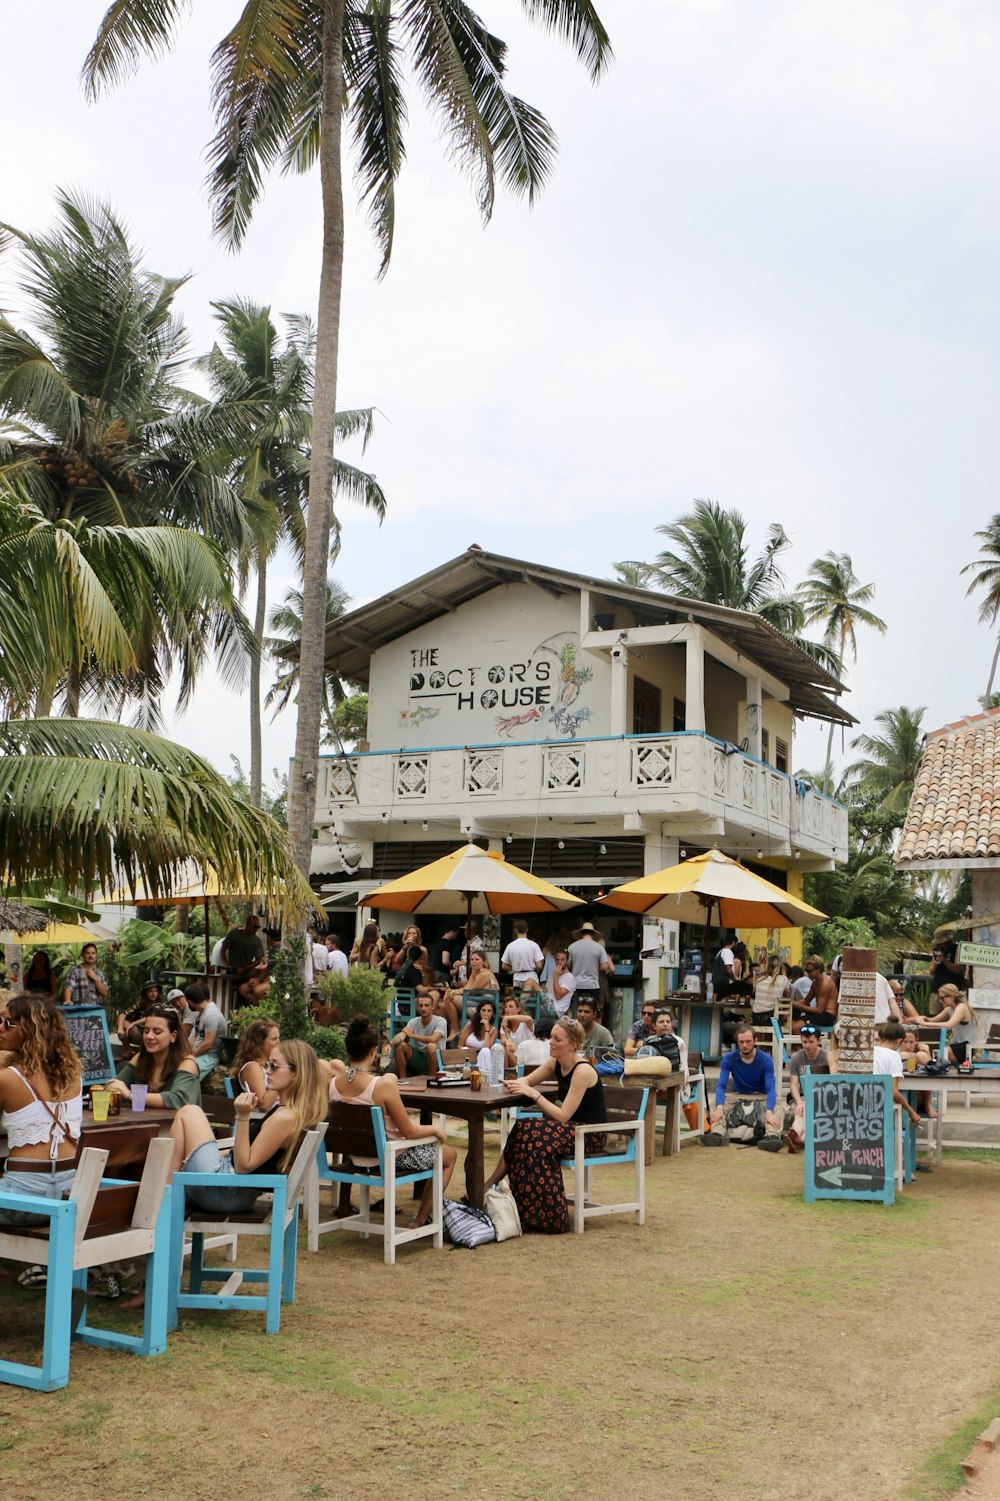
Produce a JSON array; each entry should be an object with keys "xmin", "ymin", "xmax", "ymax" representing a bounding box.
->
[
  {"xmin": 106, "ymin": 1004, "xmax": 200, "ymax": 1109},
  {"xmin": 230, "ymin": 1016, "xmax": 280, "ymax": 1107},
  {"xmin": 21, "ymin": 951, "xmax": 56, "ymax": 999},
  {"xmin": 329, "ymin": 1017, "xmax": 456, "ymax": 1228}
]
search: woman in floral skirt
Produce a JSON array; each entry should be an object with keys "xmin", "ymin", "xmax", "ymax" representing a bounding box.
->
[{"xmin": 483, "ymin": 1017, "xmax": 606, "ymax": 1234}]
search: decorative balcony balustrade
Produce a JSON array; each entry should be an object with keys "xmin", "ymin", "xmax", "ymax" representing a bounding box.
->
[{"xmin": 314, "ymin": 732, "xmax": 847, "ymax": 861}]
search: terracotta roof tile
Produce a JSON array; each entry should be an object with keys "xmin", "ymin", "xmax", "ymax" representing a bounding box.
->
[{"xmin": 897, "ymin": 707, "xmax": 1000, "ymax": 866}]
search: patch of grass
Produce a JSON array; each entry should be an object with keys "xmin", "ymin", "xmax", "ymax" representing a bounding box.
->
[
  {"xmin": 905, "ymin": 1393, "xmax": 1000, "ymax": 1498},
  {"xmin": 940, "ymin": 1147, "xmax": 1000, "ymax": 1165}
]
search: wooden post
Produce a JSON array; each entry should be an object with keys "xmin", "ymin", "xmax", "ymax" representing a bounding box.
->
[{"xmin": 836, "ymin": 946, "xmax": 877, "ymax": 1073}]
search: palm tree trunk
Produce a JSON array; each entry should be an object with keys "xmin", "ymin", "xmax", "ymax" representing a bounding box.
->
[
  {"xmin": 65, "ymin": 665, "xmax": 81, "ymax": 718},
  {"xmin": 286, "ymin": 0, "xmax": 345, "ymax": 889},
  {"xmin": 985, "ymin": 632, "xmax": 1000, "ymax": 701},
  {"xmin": 249, "ymin": 550, "xmax": 267, "ymax": 808}
]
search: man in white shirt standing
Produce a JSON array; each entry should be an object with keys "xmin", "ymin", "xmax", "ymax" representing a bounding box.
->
[
  {"xmin": 312, "ymin": 933, "xmax": 330, "ymax": 977},
  {"xmin": 501, "ymin": 921, "xmax": 544, "ymax": 987},
  {"xmin": 326, "ymin": 934, "xmax": 349, "ymax": 977}
]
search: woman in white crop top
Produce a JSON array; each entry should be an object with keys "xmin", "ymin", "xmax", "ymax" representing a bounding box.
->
[
  {"xmin": 329, "ymin": 1015, "xmax": 457, "ymax": 1227},
  {"xmin": 0, "ymin": 991, "xmax": 83, "ymax": 1225}
]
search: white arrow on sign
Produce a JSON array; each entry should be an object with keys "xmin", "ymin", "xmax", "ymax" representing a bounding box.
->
[{"xmin": 818, "ymin": 1165, "xmax": 878, "ymax": 1188}]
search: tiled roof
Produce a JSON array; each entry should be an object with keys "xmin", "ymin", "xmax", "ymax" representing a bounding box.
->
[{"xmin": 897, "ymin": 708, "xmax": 1000, "ymax": 865}]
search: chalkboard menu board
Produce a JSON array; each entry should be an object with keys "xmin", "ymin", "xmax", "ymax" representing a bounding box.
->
[
  {"xmin": 62, "ymin": 1004, "xmax": 114, "ymax": 1086},
  {"xmin": 802, "ymin": 1073, "xmax": 895, "ymax": 1205}
]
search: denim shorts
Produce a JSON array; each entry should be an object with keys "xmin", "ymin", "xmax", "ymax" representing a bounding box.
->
[
  {"xmin": 181, "ymin": 1139, "xmax": 262, "ymax": 1214},
  {"xmin": 0, "ymin": 1166, "xmax": 78, "ymax": 1225}
]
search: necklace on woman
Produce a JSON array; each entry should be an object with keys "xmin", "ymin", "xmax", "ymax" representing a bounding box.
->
[{"xmin": 345, "ymin": 1064, "xmax": 373, "ymax": 1082}]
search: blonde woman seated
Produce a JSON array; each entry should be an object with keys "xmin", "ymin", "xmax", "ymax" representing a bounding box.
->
[
  {"xmin": 457, "ymin": 951, "xmax": 498, "ymax": 997},
  {"xmin": 329, "ymin": 1016, "xmax": 456, "ymax": 1228},
  {"xmin": 459, "ymin": 997, "xmax": 498, "ymax": 1057},
  {"xmin": 932, "ymin": 984, "xmax": 978, "ymax": 1065},
  {"xmin": 499, "ymin": 995, "xmax": 534, "ymax": 1066},
  {"xmin": 167, "ymin": 1039, "xmax": 327, "ymax": 1213}
]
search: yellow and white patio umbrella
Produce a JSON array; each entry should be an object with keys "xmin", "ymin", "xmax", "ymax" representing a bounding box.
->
[
  {"xmin": 597, "ymin": 848, "xmax": 825, "ymax": 928},
  {"xmin": 361, "ymin": 843, "xmax": 584, "ymax": 923},
  {"xmin": 597, "ymin": 848, "xmax": 825, "ymax": 998}
]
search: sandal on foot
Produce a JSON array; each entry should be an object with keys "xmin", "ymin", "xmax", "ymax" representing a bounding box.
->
[{"xmin": 17, "ymin": 1265, "xmax": 47, "ymax": 1289}]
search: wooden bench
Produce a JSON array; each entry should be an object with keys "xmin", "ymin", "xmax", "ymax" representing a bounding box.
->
[{"xmin": 306, "ymin": 1103, "xmax": 443, "ymax": 1264}]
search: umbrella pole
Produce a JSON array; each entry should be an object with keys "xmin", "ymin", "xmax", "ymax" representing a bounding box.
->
[{"xmin": 701, "ymin": 898, "xmax": 715, "ymax": 1002}]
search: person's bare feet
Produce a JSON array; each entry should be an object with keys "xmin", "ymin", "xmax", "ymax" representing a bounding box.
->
[{"xmin": 120, "ymin": 1289, "xmax": 146, "ymax": 1309}]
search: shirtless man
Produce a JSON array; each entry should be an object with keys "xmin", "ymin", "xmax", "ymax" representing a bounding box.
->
[{"xmin": 792, "ymin": 955, "xmax": 838, "ymax": 1034}]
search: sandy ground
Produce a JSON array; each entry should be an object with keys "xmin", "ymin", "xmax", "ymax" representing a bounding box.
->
[{"xmin": 2, "ymin": 1134, "xmax": 1000, "ymax": 1501}]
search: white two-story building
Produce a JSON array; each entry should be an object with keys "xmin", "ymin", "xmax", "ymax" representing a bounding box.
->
[{"xmin": 310, "ymin": 548, "xmax": 850, "ymax": 1006}]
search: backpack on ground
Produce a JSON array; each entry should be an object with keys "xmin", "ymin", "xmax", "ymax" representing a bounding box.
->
[
  {"xmin": 441, "ymin": 1198, "xmax": 496, "ymax": 1249},
  {"xmin": 724, "ymin": 1098, "xmax": 765, "ymax": 1143}
]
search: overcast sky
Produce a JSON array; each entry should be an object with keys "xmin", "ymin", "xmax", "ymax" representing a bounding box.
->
[{"xmin": 2, "ymin": 1, "xmax": 998, "ymax": 784}]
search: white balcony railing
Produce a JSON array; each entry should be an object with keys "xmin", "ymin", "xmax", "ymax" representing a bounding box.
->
[{"xmin": 314, "ymin": 732, "xmax": 848, "ymax": 861}]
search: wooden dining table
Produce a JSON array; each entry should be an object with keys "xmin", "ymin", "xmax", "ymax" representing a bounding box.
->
[
  {"xmin": 79, "ymin": 1105, "xmax": 176, "ymax": 1174},
  {"xmin": 396, "ymin": 1078, "xmax": 550, "ymax": 1208}
]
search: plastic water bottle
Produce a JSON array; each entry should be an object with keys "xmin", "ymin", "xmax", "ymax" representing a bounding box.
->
[
  {"xmin": 478, "ymin": 1046, "xmax": 492, "ymax": 1083},
  {"xmin": 490, "ymin": 1036, "xmax": 505, "ymax": 1088}
]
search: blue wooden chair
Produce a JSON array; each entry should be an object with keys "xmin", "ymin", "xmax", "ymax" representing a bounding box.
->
[
  {"xmin": 560, "ymin": 1087, "xmax": 649, "ymax": 1234},
  {"xmin": 0, "ymin": 1139, "xmax": 174, "ymax": 1392},
  {"xmin": 306, "ymin": 1103, "xmax": 443, "ymax": 1264},
  {"xmin": 168, "ymin": 1125, "xmax": 324, "ymax": 1335}
]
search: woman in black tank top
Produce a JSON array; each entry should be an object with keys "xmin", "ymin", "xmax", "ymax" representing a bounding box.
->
[{"xmin": 483, "ymin": 1017, "xmax": 607, "ymax": 1234}]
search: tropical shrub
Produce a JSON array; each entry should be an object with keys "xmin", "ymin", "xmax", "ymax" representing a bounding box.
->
[{"xmin": 317, "ymin": 965, "xmax": 386, "ymax": 1027}]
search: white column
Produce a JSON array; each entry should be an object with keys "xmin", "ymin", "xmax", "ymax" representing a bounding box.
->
[
  {"xmin": 610, "ymin": 645, "xmax": 629, "ymax": 735},
  {"xmin": 745, "ymin": 674, "xmax": 762, "ymax": 759},
  {"xmin": 640, "ymin": 830, "xmax": 679, "ymax": 1003},
  {"xmin": 685, "ymin": 631, "xmax": 706, "ymax": 732}
]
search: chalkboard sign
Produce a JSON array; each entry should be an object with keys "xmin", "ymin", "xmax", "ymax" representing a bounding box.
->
[
  {"xmin": 803, "ymin": 1073, "xmax": 895, "ymax": 1205},
  {"xmin": 61, "ymin": 1004, "xmax": 114, "ymax": 1086}
]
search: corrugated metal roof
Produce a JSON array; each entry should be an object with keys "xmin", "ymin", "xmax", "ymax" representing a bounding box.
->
[{"xmin": 322, "ymin": 547, "xmax": 855, "ymax": 726}]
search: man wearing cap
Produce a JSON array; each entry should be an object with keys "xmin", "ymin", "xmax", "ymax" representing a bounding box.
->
[
  {"xmin": 783, "ymin": 1024, "xmax": 830, "ymax": 1153},
  {"xmin": 165, "ymin": 986, "xmax": 190, "ymax": 1031},
  {"xmin": 568, "ymin": 922, "xmax": 613, "ymax": 1015}
]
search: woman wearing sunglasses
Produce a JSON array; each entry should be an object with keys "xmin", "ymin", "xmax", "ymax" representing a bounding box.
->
[
  {"xmin": 166, "ymin": 1039, "xmax": 327, "ymax": 1213},
  {"xmin": 0, "ymin": 991, "xmax": 83, "ymax": 1225},
  {"xmin": 105, "ymin": 1004, "xmax": 201, "ymax": 1110}
]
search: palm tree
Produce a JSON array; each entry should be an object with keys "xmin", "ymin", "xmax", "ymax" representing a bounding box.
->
[
  {"xmin": 83, "ymin": 0, "xmax": 614, "ymax": 884},
  {"xmin": 0, "ymin": 716, "xmax": 315, "ymax": 920},
  {"xmin": 618, "ymin": 499, "xmax": 791, "ymax": 611},
  {"xmin": 797, "ymin": 551, "xmax": 887, "ymax": 781},
  {"xmin": 196, "ymin": 299, "xmax": 385, "ymax": 804},
  {"xmin": 962, "ymin": 516, "xmax": 1000, "ymax": 699},
  {"xmin": 615, "ymin": 500, "xmax": 840, "ymax": 673},
  {"xmin": 845, "ymin": 706, "xmax": 926, "ymax": 813},
  {"xmin": 265, "ymin": 579, "xmax": 352, "ymax": 744},
  {"xmin": 0, "ymin": 192, "xmax": 254, "ymax": 725}
]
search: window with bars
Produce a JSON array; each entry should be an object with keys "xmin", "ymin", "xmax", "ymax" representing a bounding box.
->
[{"xmin": 760, "ymin": 729, "xmax": 770, "ymax": 764}]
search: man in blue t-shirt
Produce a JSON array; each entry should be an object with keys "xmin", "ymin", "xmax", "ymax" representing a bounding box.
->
[{"xmin": 709, "ymin": 1022, "xmax": 779, "ymax": 1136}]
